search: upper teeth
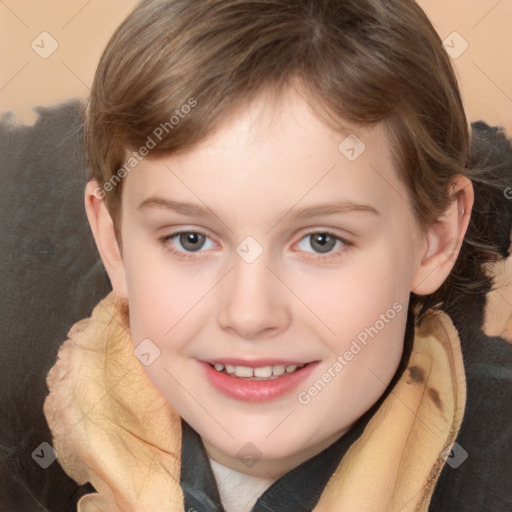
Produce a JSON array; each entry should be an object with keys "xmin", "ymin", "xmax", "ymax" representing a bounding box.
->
[{"xmin": 213, "ymin": 363, "xmax": 306, "ymax": 378}]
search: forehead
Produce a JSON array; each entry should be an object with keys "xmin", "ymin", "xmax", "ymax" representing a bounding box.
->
[{"xmin": 121, "ymin": 86, "xmax": 407, "ymax": 226}]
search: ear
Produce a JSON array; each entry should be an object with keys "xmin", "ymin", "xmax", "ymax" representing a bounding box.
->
[
  {"xmin": 84, "ymin": 180, "xmax": 129, "ymax": 298},
  {"xmin": 411, "ymin": 175, "xmax": 474, "ymax": 295}
]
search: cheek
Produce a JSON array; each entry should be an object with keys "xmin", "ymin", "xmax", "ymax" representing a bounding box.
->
[
  {"xmin": 301, "ymin": 250, "xmax": 411, "ymax": 341},
  {"xmin": 296, "ymin": 274, "xmax": 408, "ymax": 428},
  {"xmin": 294, "ymin": 247, "xmax": 411, "ymax": 399},
  {"xmin": 122, "ymin": 237, "xmax": 213, "ymax": 341}
]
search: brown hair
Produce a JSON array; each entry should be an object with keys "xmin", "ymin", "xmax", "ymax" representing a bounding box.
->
[{"xmin": 86, "ymin": 0, "xmax": 511, "ymax": 321}]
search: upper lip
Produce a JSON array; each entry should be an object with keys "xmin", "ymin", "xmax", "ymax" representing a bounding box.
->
[{"xmin": 202, "ymin": 358, "xmax": 315, "ymax": 367}]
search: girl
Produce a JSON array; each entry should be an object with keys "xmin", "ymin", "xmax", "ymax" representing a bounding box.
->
[{"xmin": 43, "ymin": 0, "xmax": 512, "ymax": 510}]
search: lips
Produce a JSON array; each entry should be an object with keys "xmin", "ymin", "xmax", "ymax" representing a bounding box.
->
[{"xmin": 199, "ymin": 359, "xmax": 319, "ymax": 402}]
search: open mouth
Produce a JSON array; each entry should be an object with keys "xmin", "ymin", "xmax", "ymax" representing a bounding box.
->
[
  {"xmin": 208, "ymin": 362, "xmax": 309, "ymax": 381},
  {"xmin": 201, "ymin": 360, "xmax": 320, "ymax": 402}
]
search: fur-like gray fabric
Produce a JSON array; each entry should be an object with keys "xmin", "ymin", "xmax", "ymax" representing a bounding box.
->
[{"xmin": 0, "ymin": 101, "xmax": 111, "ymax": 511}]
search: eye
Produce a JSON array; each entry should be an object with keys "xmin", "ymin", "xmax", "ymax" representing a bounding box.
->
[
  {"xmin": 160, "ymin": 230, "xmax": 351, "ymax": 261},
  {"xmin": 162, "ymin": 231, "xmax": 216, "ymax": 256},
  {"xmin": 296, "ymin": 232, "xmax": 349, "ymax": 257}
]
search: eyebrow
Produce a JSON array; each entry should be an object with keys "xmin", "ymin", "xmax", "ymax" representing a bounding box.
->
[{"xmin": 137, "ymin": 197, "xmax": 379, "ymax": 219}]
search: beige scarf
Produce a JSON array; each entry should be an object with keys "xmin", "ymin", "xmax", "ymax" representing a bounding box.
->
[{"xmin": 43, "ymin": 292, "xmax": 466, "ymax": 512}]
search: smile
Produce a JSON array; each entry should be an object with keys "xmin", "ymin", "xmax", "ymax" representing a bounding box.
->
[{"xmin": 199, "ymin": 360, "xmax": 319, "ymax": 402}]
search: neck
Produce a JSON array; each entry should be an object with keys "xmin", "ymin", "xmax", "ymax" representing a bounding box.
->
[{"xmin": 208, "ymin": 455, "xmax": 275, "ymax": 512}]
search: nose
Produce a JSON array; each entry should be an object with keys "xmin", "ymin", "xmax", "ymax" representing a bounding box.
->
[{"xmin": 217, "ymin": 252, "xmax": 291, "ymax": 340}]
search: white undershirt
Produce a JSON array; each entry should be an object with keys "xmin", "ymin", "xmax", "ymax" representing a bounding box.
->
[{"xmin": 208, "ymin": 456, "xmax": 275, "ymax": 512}]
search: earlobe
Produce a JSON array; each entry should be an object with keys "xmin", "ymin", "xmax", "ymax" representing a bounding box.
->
[
  {"xmin": 84, "ymin": 180, "xmax": 129, "ymax": 298},
  {"xmin": 411, "ymin": 175, "xmax": 474, "ymax": 295}
]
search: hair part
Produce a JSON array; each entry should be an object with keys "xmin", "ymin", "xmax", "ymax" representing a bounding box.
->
[{"xmin": 86, "ymin": 0, "xmax": 511, "ymax": 321}]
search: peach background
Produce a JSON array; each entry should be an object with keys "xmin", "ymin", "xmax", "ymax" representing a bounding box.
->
[{"xmin": 0, "ymin": 0, "xmax": 511, "ymax": 133}]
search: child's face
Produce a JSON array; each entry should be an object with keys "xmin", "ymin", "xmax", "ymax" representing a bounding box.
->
[{"xmin": 117, "ymin": 86, "xmax": 428, "ymax": 477}]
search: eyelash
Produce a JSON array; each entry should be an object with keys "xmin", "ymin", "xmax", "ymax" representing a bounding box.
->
[{"xmin": 159, "ymin": 230, "xmax": 353, "ymax": 262}]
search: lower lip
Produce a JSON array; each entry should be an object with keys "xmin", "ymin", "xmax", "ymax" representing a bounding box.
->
[{"xmin": 199, "ymin": 361, "xmax": 319, "ymax": 402}]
